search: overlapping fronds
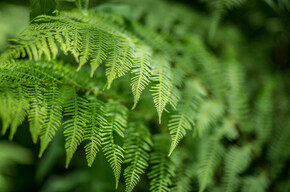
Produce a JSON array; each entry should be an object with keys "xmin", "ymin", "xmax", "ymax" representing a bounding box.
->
[
  {"xmin": 149, "ymin": 135, "xmax": 175, "ymax": 192},
  {"xmin": 102, "ymin": 100, "xmax": 128, "ymax": 189},
  {"xmin": 123, "ymin": 122, "xmax": 152, "ymax": 192},
  {"xmin": 0, "ymin": 1, "xmax": 288, "ymax": 191}
]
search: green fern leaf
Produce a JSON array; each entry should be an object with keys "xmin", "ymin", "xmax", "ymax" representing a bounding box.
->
[
  {"xmin": 103, "ymin": 100, "xmax": 128, "ymax": 189},
  {"xmin": 223, "ymin": 146, "xmax": 252, "ymax": 192},
  {"xmin": 9, "ymin": 85, "xmax": 29, "ymax": 140},
  {"xmin": 168, "ymin": 80, "xmax": 206, "ymax": 156},
  {"xmin": 149, "ymin": 135, "xmax": 175, "ymax": 192},
  {"xmin": 90, "ymin": 31, "xmax": 108, "ymax": 77},
  {"xmin": 0, "ymin": 89, "xmax": 17, "ymax": 135},
  {"xmin": 106, "ymin": 37, "xmax": 134, "ymax": 89},
  {"xmin": 83, "ymin": 96, "xmax": 107, "ymax": 167},
  {"xmin": 194, "ymin": 100, "xmax": 224, "ymax": 137},
  {"xmin": 63, "ymin": 87, "xmax": 88, "ymax": 168},
  {"xmin": 198, "ymin": 138, "xmax": 225, "ymax": 192},
  {"xmin": 150, "ymin": 55, "xmax": 173, "ymax": 123},
  {"xmin": 242, "ymin": 173, "xmax": 269, "ymax": 192},
  {"xmin": 131, "ymin": 45, "xmax": 152, "ymax": 109},
  {"xmin": 123, "ymin": 122, "xmax": 152, "ymax": 192},
  {"xmin": 27, "ymin": 83, "xmax": 47, "ymax": 144},
  {"xmin": 39, "ymin": 83, "xmax": 63, "ymax": 157},
  {"xmin": 78, "ymin": 30, "xmax": 91, "ymax": 71}
]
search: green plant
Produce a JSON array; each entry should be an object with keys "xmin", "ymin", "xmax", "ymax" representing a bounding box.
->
[{"xmin": 0, "ymin": 0, "xmax": 289, "ymax": 191}]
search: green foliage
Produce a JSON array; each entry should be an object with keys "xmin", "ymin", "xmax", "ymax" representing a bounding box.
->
[
  {"xmin": 0, "ymin": 0, "xmax": 289, "ymax": 191},
  {"xmin": 123, "ymin": 122, "xmax": 152, "ymax": 192},
  {"xmin": 149, "ymin": 135, "xmax": 175, "ymax": 192}
]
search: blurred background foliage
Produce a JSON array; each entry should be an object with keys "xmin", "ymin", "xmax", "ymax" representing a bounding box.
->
[{"xmin": 0, "ymin": 0, "xmax": 289, "ymax": 191}]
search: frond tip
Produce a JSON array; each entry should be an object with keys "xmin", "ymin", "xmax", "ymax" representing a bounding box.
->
[{"xmin": 131, "ymin": 45, "xmax": 152, "ymax": 109}]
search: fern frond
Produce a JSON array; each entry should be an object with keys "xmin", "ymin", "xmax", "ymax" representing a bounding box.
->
[
  {"xmin": 106, "ymin": 37, "xmax": 135, "ymax": 89},
  {"xmin": 27, "ymin": 83, "xmax": 47, "ymax": 144},
  {"xmin": 150, "ymin": 55, "xmax": 174, "ymax": 123},
  {"xmin": 205, "ymin": 0, "xmax": 247, "ymax": 38},
  {"xmin": 226, "ymin": 61, "xmax": 249, "ymax": 127},
  {"xmin": 172, "ymin": 165, "xmax": 196, "ymax": 192},
  {"xmin": 0, "ymin": 89, "xmax": 17, "ymax": 135},
  {"xmin": 254, "ymin": 81, "xmax": 274, "ymax": 146},
  {"xmin": 194, "ymin": 100, "xmax": 224, "ymax": 137},
  {"xmin": 123, "ymin": 122, "xmax": 152, "ymax": 192},
  {"xmin": 9, "ymin": 85, "xmax": 29, "ymax": 140},
  {"xmin": 149, "ymin": 135, "xmax": 175, "ymax": 192},
  {"xmin": 216, "ymin": 118, "xmax": 239, "ymax": 140},
  {"xmin": 242, "ymin": 173, "xmax": 269, "ymax": 192},
  {"xmin": 168, "ymin": 80, "xmax": 206, "ymax": 155},
  {"xmin": 3, "ymin": 13, "xmax": 137, "ymax": 82},
  {"xmin": 131, "ymin": 45, "xmax": 152, "ymax": 109},
  {"xmin": 171, "ymin": 149, "xmax": 196, "ymax": 192},
  {"xmin": 223, "ymin": 146, "xmax": 252, "ymax": 192},
  {"xmin": 63, "ymin": 87, "xmax": 88, "ymax": 168},
  {"xmin": 198, "ymin": 138, "xmax": 225, "ymax": 192},
  {"xmin": 90, "ymin": 31, "xmax": 108, "ymax": 77},
  {"xmin": 83, "ymin": 96, "xmax": 107, "ymax": 167},
  {"xmin": 39, "ymin": 83, "xmax": 63, "ymax": 157},
  {"xmin": 102, "ymin": 100, "xmax": 128, "ymax": 189}
]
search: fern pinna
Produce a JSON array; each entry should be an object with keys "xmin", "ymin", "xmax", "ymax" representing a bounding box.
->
[{"xmin": 0, "ymin": 0, "xmax": 289, "ymax": 192}]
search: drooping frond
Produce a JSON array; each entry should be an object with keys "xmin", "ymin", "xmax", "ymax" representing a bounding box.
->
[
  {"xmin": 226, "ymin": 64, "xmax": 249, "ymax": 128},
  {"xmin": 149, "ymin": 135, "xmax": 175, "ymax": 192},
  {"xmin": 123, "ymin": 122, "xmax": 152, "ymax": 192},
  {"xmin": 83, "ymin": 96, "xmax": 107, "ymax": 167},
  {"xmin": 8, "ymin": 85, "xmax": 29, "ymax": 140},
  {"xmin": 102, "ymin": 100, "xmax": 128, "ymax": 189},
  {"xmin": 242, "ymin": 173, "xmax": 269, "ymax": 192},
  {"xmin": 198, "ymin": 138, "xmax": 225, "ymax": 192},
  {"xmin": 223, "ymin": 146, "xmax": 252, "ymax": 192},
  {"xmin": 194, "ymin": 100, "xmax": 224, "ymax": 137},
  {"xmin": 150, "ymin": 55, "xmax": 174, "ymax": 123},
  {"xmin": 187, "ymin": 36, "xmax": 226, "ymax": 98},
  {"xmin": 27, "ymin": 83, "xmax": 47, "ymax": 144},
  {"xmin": 63, "ymin": 87, "xmax": 88, "ymax": 168},
  {"xmin": 168, "ymin": 80, "xmax": 206, "ymax": 155},
  {"xmin": 0, "ymin": 88, "xmax": 20, "ymax": 135},
  {"xmin": 131, "ymin": 45, "xmax": 152, "ymax": 109},
  {"xmin": 2, "ymin": 12, "xmax": 137, "ymax": 85},
  {"xmin": 106, "ymin": 37, "xmax": 135, "ymax": 89},
  {"xmin": 39, "ymin": 83, "xmax": 63, "ymax": 157}
]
